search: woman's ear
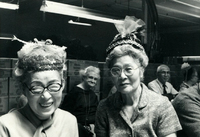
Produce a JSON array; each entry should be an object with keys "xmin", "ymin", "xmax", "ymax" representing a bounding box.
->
[
  {"xmin": 61, "ymin": 79, "xmax": 66, "ymax": 90},
  {"xmin": 139, "ymin": 67, "xmax": 144, "ymax": 79},
  {"xmin": 20, "ymin": 83, "xmax": 27, "ymax": 97}
]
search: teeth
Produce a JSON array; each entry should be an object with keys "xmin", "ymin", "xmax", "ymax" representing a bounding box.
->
[{"xmin": 40, "ymin": 103, "xmax": 53, "ymax": 107}]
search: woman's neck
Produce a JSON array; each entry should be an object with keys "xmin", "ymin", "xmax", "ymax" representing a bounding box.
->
[
  {"xmin": 78, "ymin": 82, "xmax": 90, "ymax": 90},
  {"xmin": 121, "ymin": 85, "xmax": 142, "ymax": 107},
  {"xmin": 185, "ymin": 80, "xmax": 194, "ymax": 86}
]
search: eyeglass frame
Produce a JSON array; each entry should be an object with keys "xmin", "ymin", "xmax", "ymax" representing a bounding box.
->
[
  {"xmin": 110, "ymin": 65, "xmax": 140, "ymax": 77},
  {"xmin": 24, "ymin": 82, "xmax": 63, "ymax": 95}
]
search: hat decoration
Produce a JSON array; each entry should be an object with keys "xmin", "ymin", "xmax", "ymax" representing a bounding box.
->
[
  {"xmin": 106, "ymin": 16, "xmax": 145, "ymax": 55},
  {"xmin": 181, "ymin": 62, "xmax": 192, "ymax": 81},
  {"xmin": 13, "ymin": 36, "xmax": 67, "ymax": 76},
  {"xmin": 181, "ymin": 62, "xmax": 191, "ymax": 71}
]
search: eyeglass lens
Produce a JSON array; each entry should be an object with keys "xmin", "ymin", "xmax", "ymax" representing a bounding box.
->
[
  {"xmin": 111, "ymin": 66, "xmax": 137, "ymax": 77},
  {"xmin": 29, "ymin": 83, "xmax": 62, "ymax": 94}
]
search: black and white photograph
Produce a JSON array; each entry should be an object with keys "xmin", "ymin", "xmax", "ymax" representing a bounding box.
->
[{"xmin": 0, "ymin": 0, "xmax": 200, "ymax": 137}]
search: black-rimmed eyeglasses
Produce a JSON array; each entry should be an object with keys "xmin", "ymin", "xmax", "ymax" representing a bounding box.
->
[{"xmin": 24, "ymin": 83, "xmax": 62, "ymax": 95}]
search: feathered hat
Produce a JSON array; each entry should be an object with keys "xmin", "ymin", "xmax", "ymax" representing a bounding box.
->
[{"xmin": 106, "ymin": 16, "xmax": 145, "ymax": 55}]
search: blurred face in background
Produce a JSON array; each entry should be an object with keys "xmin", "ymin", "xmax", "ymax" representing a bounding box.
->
[
  {"xmin": 84, "ymin": 72, "xmax": 99, "ymax": 88},
  {"xmin": 24, "ymin": 70, "xmax": 64, "ymax": 120},
  {"xmin": 191, "ymin": 71, "xmax": 199, "ymax": 85},
  {"xmin": 157, "ymin": 66, "xmax": 170, "ymax": 84}
]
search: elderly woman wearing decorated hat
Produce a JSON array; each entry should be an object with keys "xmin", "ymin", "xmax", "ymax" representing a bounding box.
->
[
  {"xmin": 0, "ymin": 38, "xmax": 78, "ymax": 137},
  {"xmin": 94, "ymin": 16, "xmax": 182, "ymax": 137}
]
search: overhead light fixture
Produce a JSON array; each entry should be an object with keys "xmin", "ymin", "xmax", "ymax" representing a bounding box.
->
[
  {"xmin": 0, "ymin": 37, "xmax": 13, "ymax": 40},
  {"xmin": 157, "ymin": 5, "xmax": 200, "ymax": 18},
  {"xmin": 171, "ymin": 0, "xmax": 200, "ymax": 10},
  {"xmin": 40, "ymin": 0, "xmax": 123, "ymax": 24},
  {"xmin": 0, "ymin": 2, "xmax": 19, "ymax": 10},
  {"xmin": 68, "ymin": 20, "xmax": 92, "ymax": 26},
  {"xmin": 182, "ymin": 56, "xmax": 200, "ymax": 62}
]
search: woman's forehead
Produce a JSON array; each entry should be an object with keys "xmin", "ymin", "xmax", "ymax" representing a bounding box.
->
[
  {"xmin": 26, "ymin": 70, "xmax": 61, "ymax": 83},
  {"xmin": 87, "ymin": 71, "xmax": 98, "ymax": 77},
  {"xmin": 112, "ymin": 55, "xmax": 139, "ymax": 67}
]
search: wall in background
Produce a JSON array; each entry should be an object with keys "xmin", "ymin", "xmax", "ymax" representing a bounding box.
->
[{"xmin": 0, "ymin": 9, "xmax": 200, "ymax": 62}]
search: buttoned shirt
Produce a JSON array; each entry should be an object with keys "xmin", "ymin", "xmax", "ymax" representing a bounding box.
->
[
  {"xmin": 148, "ymin": 79, "xmax": 178, "ymax": 95},
  {"xmin": 95, "ymin": 83, "xmax": 182, "ymax": 137}
]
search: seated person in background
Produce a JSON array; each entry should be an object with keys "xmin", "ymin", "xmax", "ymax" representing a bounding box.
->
[
  {"xmin": 179, "ymin": 62, "xmax": 198, "ymax": 92},
  {"xmin": 172, "ymin": 82, "xmax": 200, "ymax": 137},
  {"xmin": 148, "ymin": 64, "xmax": 178, "ymax": 101},
  {"xmin": 61, "ymin": 66, "xmax": 100, "ymax": 137},
  {"xmin": 0, "ymin": 38, "xmax": 78, "ymax": 137},
  {"xmin": 95, "ymin": 16, "xmax": 181, "ymax": 137}
]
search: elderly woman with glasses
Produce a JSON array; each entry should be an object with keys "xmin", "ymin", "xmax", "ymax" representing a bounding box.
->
[
  {"xmin": 0, "ymin": 38, "xmax": 78, "ymax": 137},
  {"xmin": 94, "ymin": 16, "xmax": 182, "ymax": 137}
]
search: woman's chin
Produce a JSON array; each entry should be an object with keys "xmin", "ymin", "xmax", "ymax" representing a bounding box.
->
[
  {"xmin": 119, "ymin": 87, "xmax": 133, "ymax": 94},
  {"xmin": 36, "ymin": 112, "xmax": 53, "ymax": 120},
  {"xmin": 36, "ymin": 106, "xmax": 56, "ymax": 120}
]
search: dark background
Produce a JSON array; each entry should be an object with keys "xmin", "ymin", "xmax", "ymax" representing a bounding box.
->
[{"xmin": 0, "ymin": 0, "xmax": 200, "ymax": 62}]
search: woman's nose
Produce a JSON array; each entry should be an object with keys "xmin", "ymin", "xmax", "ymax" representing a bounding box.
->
[
  {"xmin": 41, "ymin": 90, "xmax": 51, "ymax": 99},
  {"xmin": 119, "ymin": 70, "xmax": 127, "ymax": 79},
  {"xmin": 92, "ymin": 78, "xmax": 96, "ymax": 81}
]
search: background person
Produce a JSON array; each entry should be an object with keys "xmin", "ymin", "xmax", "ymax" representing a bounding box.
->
[
  {"xmin": 61, "ymin": 66, "xmax": 100, "ymax": 137},
  {"xmin": 172, "ymin": 82, "xmax": 200, "ymax": 137},
  {"xmin": 95, "ymin": 16, "xmax": 181, "ymax": 137},
  {"xmin": 148, "ymin": 64, "xmax": 178, "ymax": 101},
  {"xmin": 0, "ymin": 38, "xmax": 78, "ymax": 137},
  {"xmin": 179, "ymin": 63, "xmax": 199, "ymax": 92}
]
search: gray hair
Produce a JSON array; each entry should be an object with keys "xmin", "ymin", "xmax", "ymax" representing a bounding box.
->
[
  {"xmin": 80, "ymin": 66, "xmax": 100, "ymax": 80},
  {"xmin": 157, "ymin": 64, "xmax": 170, "ymax": 73},
  {"xmin": 106, "ymin": 44, "xmax": 148, "ymax": 68}
]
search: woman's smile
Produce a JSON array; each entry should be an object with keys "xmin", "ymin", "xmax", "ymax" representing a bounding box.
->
[
  {"xmin": 39, "ymin": 102, "xmax": 53, "ymax": 108},
  {"xmin": 119, "ymin": 82, "xmax": 129, "ymax": 87}
]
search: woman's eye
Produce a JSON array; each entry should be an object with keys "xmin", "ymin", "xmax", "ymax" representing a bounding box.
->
[
  {"xmin": 125, "ymin": 67, "xmax": 133, "ymax": 71},
  {"xmin": 49, "ymin": 86, "xmax": 60, "ymax": 90},
  {"xmin": 31, "ymin": 86, "xmax": 43, "ymax": 92}
]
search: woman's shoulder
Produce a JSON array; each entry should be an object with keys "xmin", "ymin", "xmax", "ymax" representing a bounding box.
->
[
  {"xmin": 0, "ymin": 110, "xmax": 22, "ymax": 125},
  {"xmin": 174, "ymin": 85, "xmax": 200, "ymax": 103},
  {"xmin": 69, "ymin": 86, "xmax": 84, "ymax": 93},
  {"xmin": 1, "ymin": 110, "xmax": 19, "ymax": 118},
  {"xmin": 98, "ymin": 92, "xmax": 123, "ymax": 110},
  {"xmin": 143, "ymin": 84, "xmax": 169, "ymax": 105},
  {"xmin": 54, "ymin": 109, "xmax": 77, "ymax": 124},
  {"xmin": 56, "ymin": 108, "xmax": 76, "ymax": 118}
]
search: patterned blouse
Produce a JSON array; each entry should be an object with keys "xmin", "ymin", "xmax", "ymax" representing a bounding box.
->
[{"xmin": 95, "ymin": 83, "xmax": 182, "ymax": 137}]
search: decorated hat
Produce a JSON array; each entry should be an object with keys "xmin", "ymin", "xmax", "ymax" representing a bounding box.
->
[
  {"xmin": 181, "ymin": 62, "xmax": 191, "ymax": 71},
  {"xmin": 106, "ymin": 16, "xmax": 145, "ymax": 55},
  {"xmin": 13, "ymin": 36, "xmax": 67, "ymax": 76}
]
